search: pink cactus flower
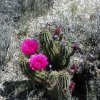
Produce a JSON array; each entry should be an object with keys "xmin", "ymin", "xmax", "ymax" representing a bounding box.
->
[
  {"xmin": 70, "ymin": 64, "xmax": 77, "ymax": 72},
  {"xmin": 69, "ymin": 81, "xmax": 75, "ymax": 90},
  {"xmin": 29, "ymin": 53, "xmax": 48, "ymax": 70},
  {"xmin": 20, "ymin": 39, "xmax": 39, "ymax": 55}
]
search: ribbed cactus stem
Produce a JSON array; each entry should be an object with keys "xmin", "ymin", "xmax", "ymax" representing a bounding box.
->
[
  {"xmin": 59, "ymin": 44, "xmax": 68, "ymax": 68},
  {"xmin": 39, "ymin": 29, "xmax": 75, "ymax": 70},
  {"xmin": 39, "ymin": 30, "xmax": 60, "ymax": 69},
  {"xmin": 57, "ymin": 71, "xmax": 71, "ymax": 100}
]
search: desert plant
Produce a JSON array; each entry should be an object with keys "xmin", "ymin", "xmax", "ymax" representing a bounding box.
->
[
  {"xmin": 18, "ymin": 24, "xmax": 80, "ymax": 100},
  {"xmin": 39, "ymin": 28, "xmax": 75, "ymax": 70}
]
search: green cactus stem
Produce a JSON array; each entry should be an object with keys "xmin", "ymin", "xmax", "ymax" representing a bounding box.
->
[{"xmin": 39, "ymin": 29, "xmax": 75, "ymax": 70}]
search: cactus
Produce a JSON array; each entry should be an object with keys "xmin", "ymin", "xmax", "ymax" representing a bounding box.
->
[
  {"xmin": 57, "ymin": 71, "xmax": 71, "ymax": 100},
  {"xmin": 39, "ymin": 29, "xmax": 74, "ymax": 70},
  {"xmin": 19, "ymin": 26, "xmax": 76, "ymax": 100},
  {"xmin": 48, "ymin": 71, "xmax": 71, "ymax": 100},
  {"xmin": 18, "ymin": 54, "xmax": 50, "ymax": 87}
]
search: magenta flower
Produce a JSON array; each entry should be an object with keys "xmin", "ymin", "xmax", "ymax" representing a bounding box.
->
[
  {"xmin": 29, "ymin": 53, "xmax": 48, "ymax": 70},
  {"xmin": 69, "ymin": 81, "xmax": 75, "ymax": 90},
  {"xmin": 70, "ymin": 64, "xmax": 77, "ymax": 72},
  {"xmin": 20, "ymin": 39, "xmax": 39, "ymax": 55}
]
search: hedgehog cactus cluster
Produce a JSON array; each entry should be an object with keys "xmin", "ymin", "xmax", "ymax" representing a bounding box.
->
[
  {"xmin": 19, "ymin": 25, "xmax": 78, "ymax": 100},
  {"xmin": 39, "ymin": 28, "xmax": 74, "ymax": 70}
]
